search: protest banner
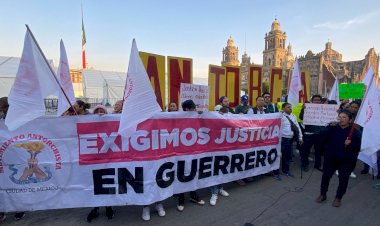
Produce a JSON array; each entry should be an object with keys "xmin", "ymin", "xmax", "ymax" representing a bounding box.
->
[
  {"xmin": 0, "ymin": 112, "xmax": 281, "ymax": 212},
  {"xmin": 139, "ymin": 52, "xmax": 166, "ymax": 110},
  {"xmin": 168, "ymin": 56, "xmax": 193, "ymax": 108},
  {"xmin": 302, "ymin": 103, "xmax": 339, "ymax": 126},
  {"xmin": 299, "ymin": 71, "xmax": 310, "ymax": 102},
  {"xmin": 208, "ymin": 65, "xmax": 226, "ymax": 110},
  {"xmin": 269, "ymin": 68, "xmax": 283, "ymax": 103},
  {"xmin": 248, "ymin": 65, "xmax": 263, "ymax": 106},
  {"xmin": 338, "ymin": 83, "xmax": 365, "ymax": 99},
  {"xmin": 225, "ymin": 66, "xmax": 241, "ymax": 108},
  {"xmin": 180, "ymin": 83, "xmax": 209, "ymax": 111},
  {"xmin": 207, "ymin": 65, "xmax": 240, "ymax": 110}
]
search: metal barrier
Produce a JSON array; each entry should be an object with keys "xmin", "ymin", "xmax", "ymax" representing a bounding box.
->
[{"xmin": 44, "ymin": 98, "xmax": 121, "ymax": 113}]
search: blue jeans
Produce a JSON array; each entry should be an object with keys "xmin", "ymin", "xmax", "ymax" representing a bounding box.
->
[{"xmin": 210, "ymin": 184, "xmax": 222, "ymax": 194}]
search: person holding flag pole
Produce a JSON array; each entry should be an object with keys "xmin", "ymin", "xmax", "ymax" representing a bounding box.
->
[
  {"xmin": 355, "ymin": 68, "xmax": 380, "ymax": 184},
  {"xmin": 118, "ymin": 39, "xmax": 166, "ymax": 221},
  {"xmin": 315, "ymin": 109, "xmax": 362, "ymax": 207}
]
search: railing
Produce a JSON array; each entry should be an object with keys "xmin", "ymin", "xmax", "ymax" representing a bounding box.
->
[{"xmin": 44, "ymin": 98, "xmax": 121, "ymax": 113}]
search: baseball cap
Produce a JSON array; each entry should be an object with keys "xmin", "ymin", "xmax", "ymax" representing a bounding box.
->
[{"xmin": 241, "ymin": 95, "xmax": 249, "ymax": 103}]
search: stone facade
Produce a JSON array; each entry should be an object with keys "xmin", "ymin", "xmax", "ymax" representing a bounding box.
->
[
  {"xmin": 262, "ymin": 19, "xmax": 294, "ymax": 81},
  {"xmin": 240, "ymin": 51, "xmax": 251, "ymax": 89},
  {"xmin": 220, "ymin": 19, "xmax": 379, "ymax": 98},
  {"xmin": 298, "ymin": 42, "xmax": 379, "ymax": 96}
]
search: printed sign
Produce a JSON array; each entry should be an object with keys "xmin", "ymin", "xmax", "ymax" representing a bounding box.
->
[
  {"xmin": 180, "ymin": 83, "xmax": 209, "ymax": 111},
  {"xmin": 339, "ymin": 83, "xmax": 365, "ymax": 99},
  {"xmin": 303, "ymin": 103, "xmax": 339, "ymax": 126}
]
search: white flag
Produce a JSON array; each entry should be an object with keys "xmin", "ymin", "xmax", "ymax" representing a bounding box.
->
[
  {"xmin": 287, "ymin": 60, "xmax": 302, "ymax": 107},
  {"xmin": 357, "ymin": 75, "xmax": 380, "ymax": 175},
  {"xmin": 118, "ymin": 39, "xmax": 161, "ymax": 135},
  {"xmin": 362, "ymin": 66, "xmax": 374, "ymax": 86},
  {"xmin": 328, "ymin": 77, "xmax": 340, "ymax": 104},
  {"xmin": 57, "ymin": 40, "xmax": 75, "ymax": 116},
  {"xmin": 5, "ymin": 29, "xmax": 59, "ymax": 131}
]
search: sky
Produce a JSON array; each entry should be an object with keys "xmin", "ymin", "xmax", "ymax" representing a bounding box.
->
[{"xmin": 1, "ymin": 0, "xmax": 380, "ymax": 78}]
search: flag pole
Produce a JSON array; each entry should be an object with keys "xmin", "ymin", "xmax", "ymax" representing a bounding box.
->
[
  {"xmin": 25, "ymin": 24, "xmax": 78, "ymax": 115},
  {"xmin": 347, "ymin": 74, "xmax": 375, "ymax": 140}
]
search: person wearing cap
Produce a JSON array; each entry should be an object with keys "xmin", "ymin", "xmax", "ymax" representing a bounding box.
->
[
  {"xmin": 93, "ymin": 105, "xmax": 108, "ymax": 115},
  {"xmin": 235, "ymin": 95, "xmax": 252, "ymax": 114},
  {"xmin": 262, "ymin": 92, "xmax": 279, "ymax": 113},
  {"xmin": 216, "ymin": 96, "xmax": 235, "ymax": 114}
]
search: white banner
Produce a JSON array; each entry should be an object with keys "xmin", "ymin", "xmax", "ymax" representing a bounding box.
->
[
  {"xmin": 0, "ymin": 112, "xmax": 281, "ymax": 212},
  {"xmin": 303, "ymin": 103, "xmax": 339, "ymax": 126},
  {"xmin": 180, "ymin": 83, "xmax": 209, "ymax": 111}
]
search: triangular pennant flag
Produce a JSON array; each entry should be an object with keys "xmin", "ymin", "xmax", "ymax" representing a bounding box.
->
[
  {"xmin": 362, "ymin": 66, "xmax": 374, "ymax": 86},
  {"xmin": 118, "ymin": 39, "xmax": 161, "ymax": 135},
  {"xmin": 357, "ymin": 75, "xmax": 380, "ymax": 175},
  {"xmin": 287, "ymin": 59, "xmax": 302, "ymax": 107},
  {"xmin": 57, "ymin": 40, "xmax": 76, "ymax": 116},
  {"xmin": 328, "ymin": 77, "xmax": 340, "ymax": 104},
  {"xmin": 5, "ymin": 28, "xmax": 59, "ymax": 131}
]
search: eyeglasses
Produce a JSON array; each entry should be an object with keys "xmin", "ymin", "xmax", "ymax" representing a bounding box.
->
[{"xmin": 264, "ymin": 96, "xmax": 271, "ymax": 98}]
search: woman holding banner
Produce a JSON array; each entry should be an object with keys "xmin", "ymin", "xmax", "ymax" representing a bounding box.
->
[{"xmin": 315, "ymin": 110, "xmax": 361, "ymax": 207}]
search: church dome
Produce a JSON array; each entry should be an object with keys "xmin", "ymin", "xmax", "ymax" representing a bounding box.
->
[
  {"xmin": 306, "ymin": 50, "xmax": 314, "ymax": 57},
  {"xmin": 227, "ymin": 36, "xmax": 235, "ymax": 47},
  {"xmin": 368, "ymin": 48, "xmax": 376, "ymax": 55},
  {"xmin": 271, "ymin": 18, "xmax": 281, "ymax": 31}
]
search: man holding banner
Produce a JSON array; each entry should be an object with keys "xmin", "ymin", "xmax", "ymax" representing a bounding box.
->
[
  {"xmin": 216, "ymin": 96, "xmax": 235, "ymax": 114},
  {"xmin": 299, "ymin": 95, "xmax": 324, "ymax": 172}
]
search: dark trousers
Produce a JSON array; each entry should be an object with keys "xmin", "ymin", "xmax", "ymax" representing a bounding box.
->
[
  {"xmin": 273, "ymin": 137, "xmax": 293, "ymax": 175},
  {"xmin": 300, "ymin": 133, "xmax": 322, "ymax": 169},
  {"xmin": 178, "ymin": 191, "xmax": 197, "ymax": 202},
  {"xmin": 320, "ymin": 157, "xmax": 356, "ymax": 199},
  {"xmin": 281, "ymin": 138, "xmax": 293, "ymax": 173}
]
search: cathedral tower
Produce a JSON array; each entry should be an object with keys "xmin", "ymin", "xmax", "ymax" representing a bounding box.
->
[
  {"xmin": 222, "ymin": 36, "xmax": 240, "ymax": 66},
  {"xmin": 263, "ymin": 19, "xmax": 287, "ymax": 81}
]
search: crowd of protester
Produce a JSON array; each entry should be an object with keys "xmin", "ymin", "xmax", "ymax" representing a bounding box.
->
[{"xmin": 0, "ymin": 91, "xmax": 379, "ymax": 223}]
